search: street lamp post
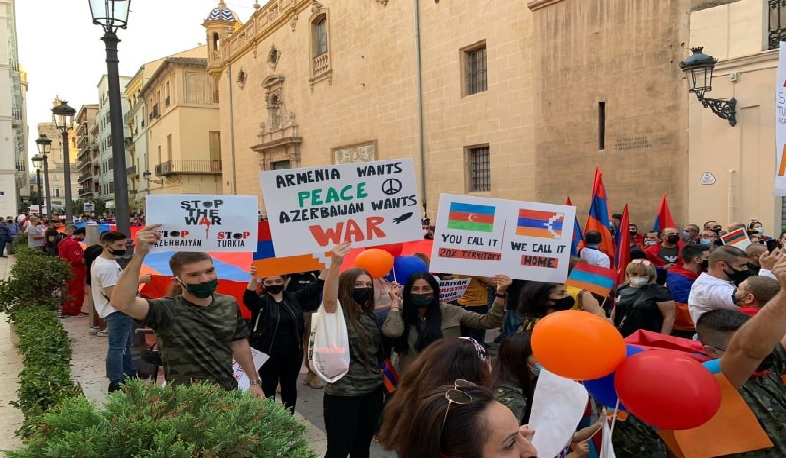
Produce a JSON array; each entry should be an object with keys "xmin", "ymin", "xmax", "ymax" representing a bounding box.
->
[
  {"xmin": 52, "ymin": 101, "xmax": 77, "ymax": 224},
  {"xmin": 89, "ymin": 0, "xmax": 132, "ymax": 251},
  {"xmin": 35, "ymin": 168, "xmax": 42, "ymax": 216},
  {"xmin": 33, "ymin": 134, "xmax": 52, "ymax": 218}
]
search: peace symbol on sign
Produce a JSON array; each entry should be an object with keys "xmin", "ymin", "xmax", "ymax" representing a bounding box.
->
[{"xmin": 382, "ymin": 178, "xmax": 403, "ymax": 196}]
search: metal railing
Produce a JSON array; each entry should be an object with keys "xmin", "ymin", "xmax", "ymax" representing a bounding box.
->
[{"xmin": 155, "ymin": 160, "xmax": 222, "ymax": 176}]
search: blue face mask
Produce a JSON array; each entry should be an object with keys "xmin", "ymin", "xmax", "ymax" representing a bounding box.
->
[
  {"xmin": 700, "ymin": 239, "xmax": 712, "ymax": 245},
  {"xmin": 756, "ymin": 227, "xmax": 764, "ymax": 234},
  {"xmin": 529, "ymin": 363, "xmax": 542, "ymax": 377}
]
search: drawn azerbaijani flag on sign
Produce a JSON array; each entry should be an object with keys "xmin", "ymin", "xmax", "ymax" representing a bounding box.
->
[
  {"xmin": 516, "ymin": 209, "xmax": 564, "ymax": 239},
  {"xmin": 447, "ymin": 202, "xmax": 496, "ymax": 233}
]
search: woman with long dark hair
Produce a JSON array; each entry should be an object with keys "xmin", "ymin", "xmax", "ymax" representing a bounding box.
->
[
  {"xmin": 378, "ymin": 336, "xmax": 491, "ymax": 451},
  {"xmin": 242, "ymin": 266, "xmax": 324, "ymax": 413},
  {"xmin": 322, "ymin": 243, "xmax": 402, "ymax": 458},
  {"xmin": 393, "ymin": 381, "xmax": 538, "ymax": 457},
  {"xmin": 382, "ymin": 272, "xmax": 510, "ymax": 375},
  {"xmin": 517, "ymin": 281, "xmax": 575, "ymax": 332},
  {"xmin": 492, "ymin": 332, "xmax": 536, "ymax": 424}
]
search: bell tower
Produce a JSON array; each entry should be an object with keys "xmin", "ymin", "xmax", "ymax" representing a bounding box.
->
[{"xmin": 203, "ymin": 0, "xmax": 241, "ymax": 79}]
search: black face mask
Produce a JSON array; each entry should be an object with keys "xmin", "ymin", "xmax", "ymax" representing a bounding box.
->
[
  {"xmin": 629, "ymin": 231, "xmax": 638, "ymax": 236},
  {"xmin": 723, "ymin": 265, "xmax": 750, "ymax": 286},
  {"xmin": 265, "ymin": 284, "xmax": 285, "ymax": 295},
  {"xmin": 666, "ymin": 235, "xmax": 680, "ymax": 244},
  {"xmin": 699, "ymin": 259, "xmax": 709, "ymax": 270},
  {"xmin": 550, "ymin": 296, "xmax": 575, "ymax": 311},
  {"xmin": 352, "ymin": 288, "xmax": 373, "ymax": 305},
  {"xmin": 108, "ymin": 248, "xmax": 126, "ymax": 257}
]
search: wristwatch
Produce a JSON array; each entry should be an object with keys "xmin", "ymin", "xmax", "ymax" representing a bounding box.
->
[{"xmin": 249, "ymin": 378, "xmax": 262, "ymax": 386}]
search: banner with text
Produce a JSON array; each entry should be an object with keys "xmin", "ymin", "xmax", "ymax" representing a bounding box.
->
[
  {"xmin": 776, "ymin": 43, "xmax": 786, "ymax": 195},
  {"xmin": 439, "ymin": 278, "xmax": 471, "ymax": 303},
  {"xmin": 430, "ymin": 194, "xmax": 575, "ymax": 282},
  {"xmin": 145, "ymin": 195, "xmax": 259, "ymax": 253},
  {"xmin": 259, "ymin": 159, "xmax": 422, "ymax": 257}
]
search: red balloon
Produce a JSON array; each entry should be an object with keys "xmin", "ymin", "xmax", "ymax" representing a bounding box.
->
[
  {"xmin": 368, "ymin": 243, "xmax": 404, "ymax": 258},
  {"xmin": 614, "ymin": 350, "xmax": 721, "ymax": 430}
]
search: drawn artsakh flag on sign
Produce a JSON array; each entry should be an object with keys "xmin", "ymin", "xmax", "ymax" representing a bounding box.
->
[
  {"xmin": 252, "ymin": 221, "xmax": 330, "ymax": 277},
  {"xmin": 447, "ymin": 202, "xmax": 496, "ymax": 233},
  {"xmin": 516, "ymin": 209, "xmax": 564, "ymax": 239}
]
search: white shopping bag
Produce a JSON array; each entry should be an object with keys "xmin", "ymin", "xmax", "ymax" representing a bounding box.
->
[{"xmin": 308, "ymin": 301, "xmax": 351, "ymax": 383}]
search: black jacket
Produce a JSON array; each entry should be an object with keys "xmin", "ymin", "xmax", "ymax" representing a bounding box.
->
[{"xmin": 243, "ymin": 279, "xmax": 324, "ymax": 355}]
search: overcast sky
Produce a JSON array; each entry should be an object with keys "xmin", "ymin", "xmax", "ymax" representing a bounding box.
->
[{"xmin": 16, "ymin": 0, "xmax": 258, "ymax": 158}]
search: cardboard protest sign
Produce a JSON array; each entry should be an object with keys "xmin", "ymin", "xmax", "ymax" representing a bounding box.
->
[
  {"xmin": 146, "ymin": 195, "xmax": 259, "ymax": 253},
  {"xmin": 430, "ymin": 194, "xmax": 575, "ymax": 282},
  {"xmin": 720, "ymin": 227, "xmax": 751, "ymax": 250},
  {"xmin": 259, "ymin": 159, "xmax": 422, "ymax": 257},
  {"xmin": 438, "ymin": 278, "xmax": 471, "ymax": 303}
]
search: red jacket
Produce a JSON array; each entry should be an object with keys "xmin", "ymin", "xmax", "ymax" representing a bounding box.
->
[{"xmin": 58, "ymin": 237, "xmax": 84, "ymax": 266}]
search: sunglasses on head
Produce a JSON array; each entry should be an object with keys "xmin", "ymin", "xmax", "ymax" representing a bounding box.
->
[
  {"xmin": 441, "ymin": 379, "xmax": 476, "ymax": 434},
  {"xmin": 458, "ymin": 336, "xmax": 487, "ymax": 362},
  {"xmin": 631, "ymin": 259, "xmax": 652, "ymax": 266}
]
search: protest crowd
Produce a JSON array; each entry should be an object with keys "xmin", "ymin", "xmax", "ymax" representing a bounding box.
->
[{"xmin": 14, "ymin": 164, "xmax": 786, "ymax": 458}]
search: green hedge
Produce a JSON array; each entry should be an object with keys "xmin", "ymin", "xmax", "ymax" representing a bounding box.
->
[
  {"xmin": 8, "ymin": 379, "xmax": 317, "ymax": 458},
  {"xmin": 10, "ymin": 306, "xmax": 82, "ymax": 438}
]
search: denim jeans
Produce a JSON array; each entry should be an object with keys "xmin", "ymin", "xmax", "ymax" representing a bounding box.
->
[{"xmin": 105, "ymin": 311, "xmax": 137, "ymax": 384}]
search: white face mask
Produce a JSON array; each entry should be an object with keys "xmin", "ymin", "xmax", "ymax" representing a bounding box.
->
[{"xmin": 630, "ymin": 277, "xmax": 649, "ymax": 287}]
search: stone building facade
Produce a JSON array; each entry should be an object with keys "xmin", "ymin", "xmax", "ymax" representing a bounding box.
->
[
  {"xmin": 204, "ymin": 0, "xmax": 536, "ymax": 218},
  {"xmin": 76, "ymin": 104, "xmax": 99, "ymax": 200},
  {"xmin": 687, "ymin": 0, "xmax": 784, "ymax": 232}
]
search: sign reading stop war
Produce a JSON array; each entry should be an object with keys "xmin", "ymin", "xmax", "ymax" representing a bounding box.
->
[
  {"xmin": 145, "ymin": 195, "xmax": 259, "ymax": 253},
  {"xmin": 430, "ymin": 194, "xmax": 575, "ymax": 282},
  {"xmin": 259, "ymin": 159, "xmax": 423, "ymax": 257}
]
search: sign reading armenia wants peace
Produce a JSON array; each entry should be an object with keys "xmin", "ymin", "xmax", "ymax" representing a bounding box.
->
[
  {"xmin": 145, "ymin": 194, "xmax": 259, "ymax": 253},
  {"xmin": 259, "ymin": 159, "xmax": 422, "ymax": 257},
  {"xmin": 430, "ymin": 193, "xmax": 576, "ymax": 282}
]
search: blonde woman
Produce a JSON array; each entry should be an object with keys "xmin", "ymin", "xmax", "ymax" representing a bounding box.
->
[{"xmin": 612, "ymin": 259, "xmax": 676, "ymax": 337}]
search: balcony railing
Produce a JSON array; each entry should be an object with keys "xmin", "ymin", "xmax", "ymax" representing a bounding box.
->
[
  {"xmin": 78, "ymin": 173, "xmax": 92, "ymax": 183},
  {"xmin": 15, "ymin": 161, "xmax": 25, "ymax": 172},
  {"xmin": 155, "ymin": 160, "xmax": 222, "ymax": 176},
  {"xmin": 127, "ymin": 165, "xmax": 137, "ymax": 177},
  {"xmin": 769, "ymin": 0, "xmax": 786, "ymax": 50},
  {"xmin": 313, "ymin": 52, "xmax": 330, "ymax": 77}
]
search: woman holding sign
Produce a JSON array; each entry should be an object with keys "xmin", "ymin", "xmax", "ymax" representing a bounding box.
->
[
  {"xmin": 243, "ymin": 268, "xmax": 325, "ymax": 413},
  {"xmin": 322, "ymin": 243, "xmax": 403, "ymax": 458},
  {"xmin": 381, "ymin": 272, "xmax": 510, "ymax": 376}
]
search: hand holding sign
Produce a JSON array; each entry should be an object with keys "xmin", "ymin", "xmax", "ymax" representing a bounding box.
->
[
  {"xmin": 388, "ymin": 282, "xmax": 403, "ymax": 306},
  {"xmin": 493, "ymin": 274, "xmax": 512, "ymax": 294},
  {"xmin": 331, "ymin": 243, "xmax": 352, "ymax": 263},
  {"xmin": 136, "ymin": 224, "xmax": 163, "ymax": 255}
]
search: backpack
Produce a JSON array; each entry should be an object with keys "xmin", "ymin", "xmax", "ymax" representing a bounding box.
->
[{"xmin": 84, "ymin": 244, "xmax": 104, "ymax": 286}]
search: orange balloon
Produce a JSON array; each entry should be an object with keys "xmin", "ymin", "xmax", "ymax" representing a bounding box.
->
[
  {"xmin": 531, "ymin": 310, "xmax": 626, "ymax": 380},
  {"xmin": 353, "ymin": 249, "xmax": 394, "ymax": 279}
]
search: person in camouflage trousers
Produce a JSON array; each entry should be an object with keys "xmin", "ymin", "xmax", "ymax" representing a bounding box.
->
[{"xmin": 108, "ymin": 224, "xmax": 264, "ymax": 398}]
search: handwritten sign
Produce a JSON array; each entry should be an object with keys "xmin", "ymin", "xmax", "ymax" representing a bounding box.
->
[
  {"xmin": 439, "ymin": 278, "xmax": 471, "ymax": 303},
  {"xmin": 145, "ymin": 195, "xmax": 259, "ymax": 253},
  {"xmin": 430, "ymin": 194, "xmax": 575, "ymax": 282},
  {"xmin": 259, "ymin": 159, "xmax": 422, "ymax": 257},
  {"xmin": 232, "ymin": 348, "xmax": 270, "ymax": 392}
]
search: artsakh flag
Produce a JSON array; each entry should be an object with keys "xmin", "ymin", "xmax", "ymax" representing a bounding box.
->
[
  {"xmin": 516, "ymin": 209, "xmax": 564, "ymax": 239},
  {"xmin": 567, "ymin": 196, "xmax": 583, "ymax": 257},
  {"xmin": 565, "ymin": 263, "xmax": 617, "ymax": 297},
  {"xmin": 652, "ymin": 194, "xmax": 676, "ymax": 232},
  {"xmin": 253, "ymin": 221, "xmax": 329, "ymax": 277},
  {"xmin": 447, "ymin": 202, "xmax": 496, "ymax": 233}
]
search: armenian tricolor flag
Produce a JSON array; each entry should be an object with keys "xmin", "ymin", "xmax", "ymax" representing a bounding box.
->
[
  {"xmin": 581, "ymin": 167, "xmax": 615, "ymax": 264},
  {"xmin": 720, "ymin": 227, "xmax": 751, "ymax": 250},
  {"xmin": 447, "ymin": 202, "xmax": 496, "ymax": 233},
  {"xmin": 566, "ymin": 196, "xmax": 583, "ymax": 257},
  {"xmin": 652, "ymin": 194, "xmax": 676, "ymax": 232},
  {"xmin": 381, "ymin": 359, "xmax": 399, "ymax": 393},
  {"xmin": 516, "ymin": 209, "xmax": 564, "ymax": 239},
  {"xmin": 565, "ymin": 263, "xmax": 616, "ymax": 297}
]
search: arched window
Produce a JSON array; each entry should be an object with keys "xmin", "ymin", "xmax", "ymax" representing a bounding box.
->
[{"xmin": 313, "ymin": 16, "xmax": 327, "ymax": 57}]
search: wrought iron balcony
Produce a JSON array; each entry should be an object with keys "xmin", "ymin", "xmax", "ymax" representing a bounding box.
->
[
  {"xmin": 769, "ymin": 0, "xmax": 786, "ymax": 50},
  {"xmin": 155, "ymin": 160, "xmax": 222, "ymax": 176},
  {"xmin": 78, "ymin": 173, "xmax": 92, "ymax": 183},
  {"xmin": 15, "ymin": 161, "xmax": 25, "ymax": 172}
]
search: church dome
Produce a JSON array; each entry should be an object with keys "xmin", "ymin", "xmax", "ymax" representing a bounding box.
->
[{"xmin": 205, "ymin": 1, "xmax": 240, "ymax": 23}]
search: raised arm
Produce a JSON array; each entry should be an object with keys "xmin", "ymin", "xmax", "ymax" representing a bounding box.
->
[
  {"xmin": 457, "ymin": 274, "xmax": 510, "ymax": 330},
  {"xmin": 109, "ymin": 224, "xmax": 161, "ymax": 321},
  {"xmin": 322, "ymin": 243, "xmax": 351, "ymax": 314},
  {"xmin": 721, "ymin": 255, "xmax": 786, "ymax": 387}
]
